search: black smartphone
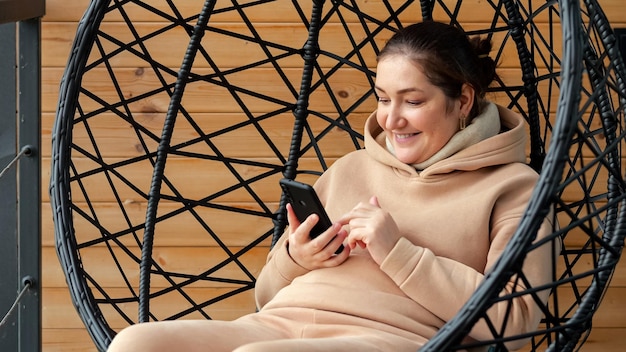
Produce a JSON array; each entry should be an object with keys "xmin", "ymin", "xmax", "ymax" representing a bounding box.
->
[{"xmin": 279, "ymin": 178, "xmax": 344, "ymax": 254}]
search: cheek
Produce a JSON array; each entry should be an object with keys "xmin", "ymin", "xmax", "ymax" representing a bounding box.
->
[
  {"xmin": 405, "ymin": 113, "xmax": 432, "ymax": 132},
  {"xmin": 433, "ymin": 117, "xmax": 459, "ymax": 142}
]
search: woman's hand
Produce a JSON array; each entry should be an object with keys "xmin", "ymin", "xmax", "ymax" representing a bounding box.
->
[
  {"xmin": 285, "ymin": 203, "xmax": 351, "ymax": 270},
  {"xmin": 337, "ymin": 196, "xmax": 400, "ymax": 265}
]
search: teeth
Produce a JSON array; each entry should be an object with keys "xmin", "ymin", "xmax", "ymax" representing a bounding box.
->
[{"xmin": 396, "ymin": 133, "xmax": 416, "ymax": 139}]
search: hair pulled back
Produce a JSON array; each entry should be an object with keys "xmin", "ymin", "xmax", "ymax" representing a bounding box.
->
[{"xmin": 378, "ymin": 21, "xmax": 497, "ymax": 119}]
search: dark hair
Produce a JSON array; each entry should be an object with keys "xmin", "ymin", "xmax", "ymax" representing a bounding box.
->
[{"xmin": 378, "ymin": 21, "xmax": 497, "ymax": 120}]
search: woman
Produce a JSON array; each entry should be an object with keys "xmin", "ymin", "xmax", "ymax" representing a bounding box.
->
[{"xmin": 107, "ymin": 21, "xmax": 554, "ymax": 352}]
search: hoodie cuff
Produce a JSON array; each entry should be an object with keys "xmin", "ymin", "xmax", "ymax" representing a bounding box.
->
[
  {"xmin": 380, "ymin": 237, "xmax": 425, "ymax": 286},
  {"xmin": 271, "ymin": 241, "xmax": 311, "ymax": 283}
]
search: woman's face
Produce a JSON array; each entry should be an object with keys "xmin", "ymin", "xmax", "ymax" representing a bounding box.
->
[{"xmin": 375, "ymin": 55, "xmax": 466, "ymax": 165}]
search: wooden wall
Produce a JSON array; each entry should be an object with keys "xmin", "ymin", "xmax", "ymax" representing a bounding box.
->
[{"xmin": 41, "ymin": 0, "xmax": 626, "ymax": 351}]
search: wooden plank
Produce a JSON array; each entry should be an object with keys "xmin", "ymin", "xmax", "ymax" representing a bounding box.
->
[
  {"xmin": 42, "ymin": 201, "xmax": 278, "ymax": 248},
  {"xmin": 42, "ymin": 155, "xmax": 328, "ymax": 203},
  {"xmin": 554, "ymin": 250, "xmax": 626, "ymax": 288},
  {"xmin": 44, "ymin": 69, "xmax": 568, "ymax": 117},
  {"xmin": 42, "ymin": 20, "xmax": 562, "ymax": 70},
  {"xmin": 44, "ymin": 245, "xmax": 269, "ymax": 289},
  {"xmin": 40, "ymin": 111, "xmax": 368, "ymax": 159},
  {"xmin": 42, "ymin": 68, "xmax": 563, "ymax": 117},
  {"xmin": 43, "ymin": 66, "xmax": 378, "ymax": 114},
  {"xmin": 46, "ymin": 0, "xmax": 551, "ymax": 24},
  {"xmin": 574, "ymin": 328, "xmax": 626, "ymax": 352},
  {"xmin": 42, "ymin": 0, "xmax": 317, "ymax": 23},
  {"xmin": 43, "ymin": 287, "xmax": 257, "ymax": 330},
  {"xmin": 43, "ymin": 328, "xmax": 97, "ymax": 352},
  {"xmin": 517, "ymin": 326, "xmax": 626, "ymax": 352},
  {"xmin": 549, "ymin": 287, "xmax": 626, "ymax": 327},
  {"xmin": 42, "ymin": 0, "xmax": 427, "ymax": 23}
]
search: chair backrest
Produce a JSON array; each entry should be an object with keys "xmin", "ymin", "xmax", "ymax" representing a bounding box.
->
[{"xmin": 50, "ymin": 0, "xmax": 626, "ymax": 351}]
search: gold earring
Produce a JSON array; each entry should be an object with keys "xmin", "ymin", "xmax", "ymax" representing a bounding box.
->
[{"xmin": 459, "ymin": 116, "xmax": 467, "ymax": 130}]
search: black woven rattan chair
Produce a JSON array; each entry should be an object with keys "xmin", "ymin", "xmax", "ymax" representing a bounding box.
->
[{"xmin": 50, "ymin": 0, "xmax": 626, "ymax": 351}]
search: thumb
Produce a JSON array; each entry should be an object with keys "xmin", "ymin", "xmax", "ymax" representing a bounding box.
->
[
  {"xmin": 286, "ymin": 203, "xmax": 302, "ymax": 228},
  {"xmin": 369, "ymin": 195, "xmax": 380, "ymax": 207}
]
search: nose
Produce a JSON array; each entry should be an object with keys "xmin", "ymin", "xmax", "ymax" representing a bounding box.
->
[{"xmin": 384, "ymin": 105, "xmax": 405, "ymax": 130}]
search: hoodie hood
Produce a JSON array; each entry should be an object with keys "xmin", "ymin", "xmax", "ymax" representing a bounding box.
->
[{"xmin": 364, "ymin": 102, "xmax": 528, "ymax": 178}]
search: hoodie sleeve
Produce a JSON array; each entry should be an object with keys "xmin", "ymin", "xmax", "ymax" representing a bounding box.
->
[
  {"xmin": 380, "ymin": 202, "xmax": 555, "ymax": 350},
  {"xmin": 254, "ymin": 233, "xmax": 312, "ymax": 309}
]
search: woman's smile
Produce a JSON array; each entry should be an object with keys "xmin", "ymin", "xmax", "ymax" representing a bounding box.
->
[{"xmin": 394, "ymin": 132, "xmax": 420, "ymax": 142}]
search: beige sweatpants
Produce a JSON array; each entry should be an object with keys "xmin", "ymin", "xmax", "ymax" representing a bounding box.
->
[{"xmin": 106, "ymin": 307, "xmax": 426, "ymax": 352}]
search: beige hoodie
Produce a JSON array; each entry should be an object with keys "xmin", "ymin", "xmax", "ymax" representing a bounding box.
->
[{"xmin": 255, "ymin": 103, "xmax": 554, "ymax": 350}]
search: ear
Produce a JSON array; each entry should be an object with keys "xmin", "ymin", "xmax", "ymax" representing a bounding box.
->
[{"xmin": 459, "ymin": 83, "xmax": 475, "ymax": 117}]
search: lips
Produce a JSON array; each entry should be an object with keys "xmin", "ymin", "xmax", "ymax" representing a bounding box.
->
[{"xmin": 394, "ymin": 132, "xmax": 419, "ymax": 141}]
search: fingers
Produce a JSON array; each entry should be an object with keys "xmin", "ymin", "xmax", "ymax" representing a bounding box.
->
[
  {"xmin": 286, "ymin": 203, "xmax": 302, "ymax": 228},
  {"xmin": 336, "ymin": 195, "xmax": 381, "ymax": 225},
  {"xmin": 285, "ymin": 203, "xmax": 349, "ymax": 269},
  {"xmin": 342, "ymin": 196, "xmax": 383, "ymax": 250},
  {"xmin": 347, "ymin": 237, "xmax": 366, "ymax": 250},
  {"xmin": 287, "ymin": 203, "xmax": 320, "ymax": 247},
  {"xmin": 287, "ymin": 202, "xmax": 327, "ymax": 243},
  {"xmin": 325, "ymin": 232, "xmax": 351, "ymax": 263}
]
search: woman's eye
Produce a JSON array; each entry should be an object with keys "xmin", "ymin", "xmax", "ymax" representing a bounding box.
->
[
  {"xmin": 407, "ymin": 100, "xmax": 422, "ymax": 106},
  {"xmin": 377, "ymin": 97, "xmax": 390, "ymax": 103}
]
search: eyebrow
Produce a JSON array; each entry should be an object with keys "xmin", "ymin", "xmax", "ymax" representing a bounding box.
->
[{"xmin": 374, "ymin": 85, "xmax": 424, "ymax": 94}]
